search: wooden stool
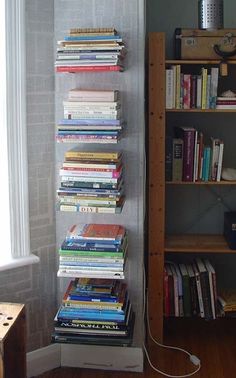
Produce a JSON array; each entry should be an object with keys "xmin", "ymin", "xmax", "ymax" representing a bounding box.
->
[{"xmin": 0, "ymin": 303, "xmax": 26, "ymax": 378}]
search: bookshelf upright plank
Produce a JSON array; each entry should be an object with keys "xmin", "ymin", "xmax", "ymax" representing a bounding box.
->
[{"xmin": 148, "ymin": 32, "xmax": 165, "ymax": 342}]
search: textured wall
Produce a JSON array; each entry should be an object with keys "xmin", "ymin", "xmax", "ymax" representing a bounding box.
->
[
  {"xmin": 0, "ymin": 0, "xmax": 57, "ymax": 352},
  {"xmin": 55, "ymin": 0, "xmax": 146, "ymax": 346}
]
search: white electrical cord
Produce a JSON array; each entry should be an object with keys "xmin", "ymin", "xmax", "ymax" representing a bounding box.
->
[{"xmin": 142, "ymin": 264, "xmax": 201, "ymax": 377}]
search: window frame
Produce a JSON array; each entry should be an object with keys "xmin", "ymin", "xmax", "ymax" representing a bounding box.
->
[{"xmin": 0, "ymin": 0, "xmax": 39, "ymax": 270}]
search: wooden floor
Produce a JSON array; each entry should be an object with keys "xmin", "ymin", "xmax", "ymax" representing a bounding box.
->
[{"xmin": 36, "ymin": 318, "xmax": 236, "ymax": 378}]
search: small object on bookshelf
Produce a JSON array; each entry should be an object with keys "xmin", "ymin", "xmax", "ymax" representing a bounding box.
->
[{"xmin": 224, "ymin": 211, "xmax": 236, "ymax": 250}]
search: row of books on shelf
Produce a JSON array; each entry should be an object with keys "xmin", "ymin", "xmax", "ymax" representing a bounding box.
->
[
  {"xmin": 55, "ymin": 27, "xmax": 126, "ymax": 73},
  {"xmin": 56, "ymin": 89, "xmax": 123, "ymax": 144},
  {"xmin": 52, "ymin": 278, "xmax": 134, "ymax": 346},
  {"xmin": 166, "ymin": 65, "xmax": 219, "ymax": 110},
  {"xmin": 165, "ymin": 259, "xmax": 236, "ymax": 319},
  {"xmin": 57, "ymin": 149, "xmax": 124, "ymax": 214},
  {"xmin": 57, "ymin": 223, "xmax": 127, "ymax": 279},
  {"xmin": 166, "ymin": 126, "xmax": 224, "ymax": 182},
  {"xmin": 164, "ymin": 259, "xmax": 217, "ymax": 319}
]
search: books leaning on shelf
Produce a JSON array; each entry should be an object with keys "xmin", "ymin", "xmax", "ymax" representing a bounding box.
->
[
  {"xmin": 164, "ymin": 259, "xmax": 217, "ymax": 319},
  {"xmin": 55, "ymin": 27, "xmax": 126, "ymax": 73},
  {"xmin": 57, "ymin": 223, "xmax": 127, "ymax": 279},
  {"xmin": 56, "ymin": 89, "xmax": 124, "ymax": 144},
  {"xmin": 165, "ymin": 65, "xmax": 219, "ymax": 110},
  {"xmin": 166, "ymin": 127, "xmax": 224, "ymax": 182},
  {"xmin": 57, "ymin": 148, "xmax": 125, "ymax": 214},
  {"xmin": 52, "ymin": 278, "xmax": 135, "ymax": 346}
]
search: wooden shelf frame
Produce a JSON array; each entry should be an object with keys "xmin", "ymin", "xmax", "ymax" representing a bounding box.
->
[
  {"xmin": 148, "ymin": 32, "xmax": 236, "ymax": 343},
  {"xmin": 165, "ymin": 234, "xmax": 235, "ymax": 253},
  {"xmin": 148, "ymin": 32, "xmax": 165, "ymax": 342}
]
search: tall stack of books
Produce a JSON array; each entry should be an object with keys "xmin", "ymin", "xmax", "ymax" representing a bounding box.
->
[
  {"xmin": 56, "ymin": 89, "xmax": 123, "ymax": 144},
  {"xmin": 164, "ymin": 259, "xmax": 217, "ymax": 319},
  {"xmin": 57, "ymin": 148, "xmax": 125, "ymax": 214},
  {"xmin": 55, "ymin": 27, "xmax": 126, "ymax": 73},
  {"xmin": 57, "ymin": 223, "xmax": 127, "ymax": 279},
  {"xmin": 52, "ymin": 278, "xmax": 134, "ymax": 346}
]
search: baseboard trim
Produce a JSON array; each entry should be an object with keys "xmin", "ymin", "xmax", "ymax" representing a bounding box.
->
[
  {"xmin": 26, "ymin": 344, "xmax": 61, "ymax": 377},
  {"xmin": 61, "ymin": 344, "xmax": 143, "ymax": 372}
]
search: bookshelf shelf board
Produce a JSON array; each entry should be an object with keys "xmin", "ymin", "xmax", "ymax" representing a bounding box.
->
[
  {"xmin": 166, "ymin": 59, "xmax": 236, "ymax": 65},
  {"xmin": 165, "ymin": 234, "xmax": 234, "ymax": 253},
  {"xmin": 166, "ymin": 109, "xmax": 236, "ymax": 113},
  {"xmin": 166, "ymin": 181, "xmax": 236, "ymax": 185}
]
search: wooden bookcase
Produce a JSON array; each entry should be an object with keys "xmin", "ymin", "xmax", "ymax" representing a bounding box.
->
[{"xmin": 148, "ymin": 32, "xmax": 236, "ymax": 341}]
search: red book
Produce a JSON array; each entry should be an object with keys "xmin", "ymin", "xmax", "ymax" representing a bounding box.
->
[
  {"xmin": 56, "ymin": 65, "xmax": 123, "ymax": 73},
  {"xmin": 66, "ymin": 224, "xmax": 126, "ymax": 243},
  {"xmin": 183, "ymin": 74, "xmax": 191, "ymax": 109}
]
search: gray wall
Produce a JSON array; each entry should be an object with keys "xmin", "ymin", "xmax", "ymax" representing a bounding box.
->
[
  {"xmin": 55, "ymin": 0, "xmax": 146, "ymax": 347},
  {"xmin": 0, "ymin": 0, "xmax": 56, "ymax": 352},
  {"xmin": 147, "ymin": 0, "xmax": 236, "ymax": 287},
  {"xmin": 147, "ymin": 0, "xmax": 236, "ymax": 58}
]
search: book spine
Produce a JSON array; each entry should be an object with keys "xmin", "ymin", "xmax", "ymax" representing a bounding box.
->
[
  {"xmin": 58, "ymin": 204, "xmax": 122, "ymax": 214},
  {"xmin": 165, "ymin": 69, "xmax": 174, "ymax": 109},
  {"xmin": 190, "ymin": 75, "xmax": 197, "ymax": 109},
  {"xmin": 175, "ymin": 65, "xmax": 181, "ymax": 109},
  {"xmin": 195, "ymin": 273, "xmax": 205, "ymax": 318},
  {"xmin": 165, "ymin": 136, "xmax": 173, "ymax": 181},
  {"xmin": 56, "ymin": 65, "xmax": 122, "ymax": 72},
  {"xmin": 59, "ymin": 167, "xmax": 122, "ymax": 178},
  {"xmin": 183, "ymin": 74, "xmax": 191, "ymax": 109},
  {"xmin": 183, "ymin": 130, "xmax": 195, "ymax": 182},
  {"xmin": 199, "ymin": 272, "xmax": 213, "ymax": 320},
  {"xmin": 196, "ymin": 75, "xmax": 202, "ymax": 109},
  {"xmin": 172, "ymin": 138, "xmax": 183, "ymax": 181},
  {"xmin": 216, "ymin": 142, "xmax": 224, "ymax": 182},
  {"xmin": 201, "ymin": 68, "xmax": 208, "ymax": 109}
]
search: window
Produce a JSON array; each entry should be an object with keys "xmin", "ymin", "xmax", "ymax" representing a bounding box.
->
[{"xmin": 0, "ymin": 0, "xmax": 39, "ymax": 270}]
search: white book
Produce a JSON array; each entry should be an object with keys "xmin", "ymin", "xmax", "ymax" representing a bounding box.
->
[
  {"xmin": 166, "ymin": 69, "xmax": 174, "ymax": 109},
  {"xmin": 204, "ymin": 259, "xmax": 216, "ymax": 319},
  {"xmin": 192, "ymin": 262, "xmax": 204, "ymax": 318},
  {"xmin": 210, "ymin": 67, "xmax": 219, "ymax": 108},
  {"xmin": 216, "ymin": 141, "xmax": 224, "ymax": 182},
  {"xmin": 57, "ymin": 270, "xmax": 124, "ymax": 279},
  {"xmin": 196, "ymin": 75, "xmax": 202, "ymax": 109}
]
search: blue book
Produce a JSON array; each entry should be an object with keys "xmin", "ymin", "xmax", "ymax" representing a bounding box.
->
[
  {"xmin": 58, "ymin": 119, "xmax": 122, "ymax": 126},
  {"xmin": 64, "ymin": 35, "xmax": 121, "ymax": 41},
  {"xmin": 60, "ymin": 240, "xmax": 126, "ymax": 253}
]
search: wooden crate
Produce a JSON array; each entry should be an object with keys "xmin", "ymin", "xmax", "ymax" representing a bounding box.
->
[{"xmin": 0, "ymin": 303, "xmax": 26, "ymax": 378}]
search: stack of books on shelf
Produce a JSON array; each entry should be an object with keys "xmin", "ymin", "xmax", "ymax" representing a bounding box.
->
[
  {"xmin": 166, "ymin": 127, "xmax": 224, "ymax": 182},
  {"xmin": 52, "ymin": 278, "xmax": 135, "ymax": 346},
  {"xmin": 55, "ymin": 27, "xmax": 126, "ymax": 73},
  {"xmin": 164, "ymin": 259, "xmax": 217, "ymax": 319},
  {"xmin": 58, "ymin": 148, "xmax": 125, "ymax": 214},
  {"xmin": 216, "ymin": 96, "xmax": 236, "ymax": 109},
  {"xmin": 166, "ymin": 65, "xmax": 219, "ymax": 110},
  {"xmin": 57, "ymin": 223, "xmax": 127, "ymax": 279},
  {"xmin": 217, "ymin": 289, "xmax": 236, "ymax": 317},
  {"xmin": 56, "ymin": 89, "xmax": 123, "ymax": 144}
]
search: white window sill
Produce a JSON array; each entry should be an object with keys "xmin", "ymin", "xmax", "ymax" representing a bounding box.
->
[{"xmin": 0, "ymin": 254, "xmax": 40, "ymax": 272}]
